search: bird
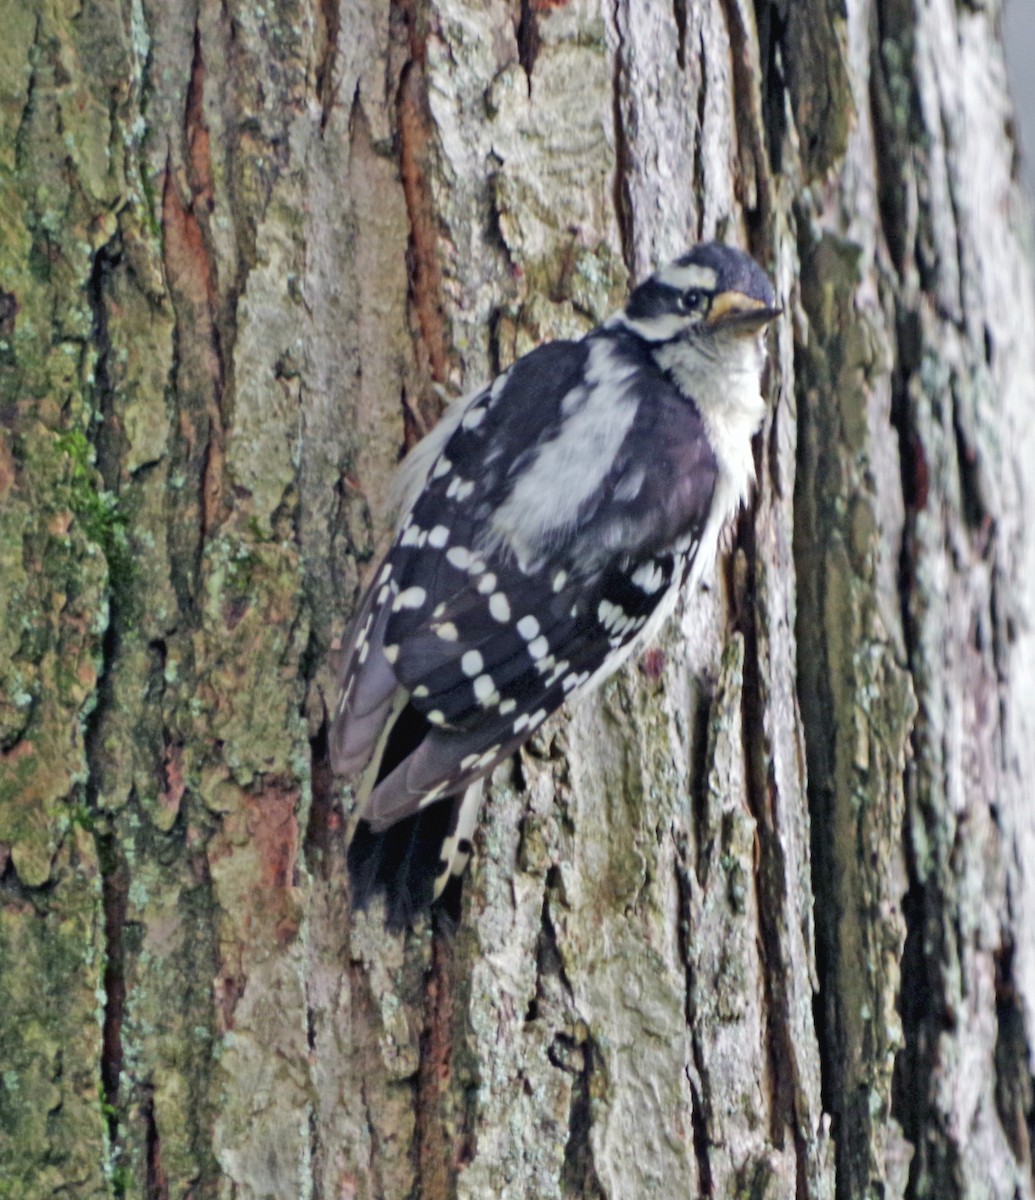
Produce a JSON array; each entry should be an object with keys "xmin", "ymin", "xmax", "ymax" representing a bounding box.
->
[{"xmin": 329, "ymin": 241, "xmax": 781, "ymax": 928}]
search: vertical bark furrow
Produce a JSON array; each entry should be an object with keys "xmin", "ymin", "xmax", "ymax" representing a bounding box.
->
[
  {"xmin": 394, "ymin": 0, "xmax": 451, "ymax": 392},
  {"xmin": 558, "ymin": 1036, "xmax": 604, "ymax": 1200},
  {"xmin": 714, "ymin": 0, "xmax": 770, "ymax": 224},
  {"xmin": 516, "ymin": 0, "xmax": 542, "ymax": 88},
  {"xmin": 417, "ymin": 928, "xmax": 457, "ymax": 1200},
  {"xmin": 610, "ymin": 0, "xmax": 636, "ymax": 274},
  {"xmin": 793, "ymin": 220, "xmax": 917, "ymax": 1198}
]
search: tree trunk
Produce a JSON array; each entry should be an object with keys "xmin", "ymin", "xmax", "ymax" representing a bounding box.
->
[{"xmin": 2, "ymin": 0, "xmax": 1034, "ymax": 1197}]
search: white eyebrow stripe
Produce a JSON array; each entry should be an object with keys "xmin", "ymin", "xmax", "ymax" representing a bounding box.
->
[{"xmin": 654, "ymin": 263, "xmax": 719, "ymax": 290}]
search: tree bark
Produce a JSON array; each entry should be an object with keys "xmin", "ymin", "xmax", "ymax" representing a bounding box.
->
[{"xmin": 1, "ymin": 0, "xmax": 1033, "ymax": 1197}]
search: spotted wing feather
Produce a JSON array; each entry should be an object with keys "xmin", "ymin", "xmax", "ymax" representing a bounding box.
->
[
  {"xmin": 331, "ymin": 330, "xmax": 719, "ymax": 838},
  {"xmin": 329, "ymin": 347, "xmax": 579, "ymax": 780}
]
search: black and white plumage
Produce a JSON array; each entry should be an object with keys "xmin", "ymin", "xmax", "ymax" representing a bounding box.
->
[{"xmin": 331, "ymin": 242, "xmax": 780, "ymax": 927}]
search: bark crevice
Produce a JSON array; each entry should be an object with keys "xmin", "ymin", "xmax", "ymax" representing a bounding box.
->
[{"xmin": 610, "ymin": 0, "xmax": 635, "ymax": 274}]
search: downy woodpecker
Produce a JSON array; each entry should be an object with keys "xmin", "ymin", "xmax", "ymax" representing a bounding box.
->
[{"xmin": 331, "ymin": 242, "xmax": 780, "ymax": 927}]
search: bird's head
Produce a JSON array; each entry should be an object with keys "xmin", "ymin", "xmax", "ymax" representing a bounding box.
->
[{"xmin": 616, "ymin": 242, "xmax": 781, "ymax": 347}]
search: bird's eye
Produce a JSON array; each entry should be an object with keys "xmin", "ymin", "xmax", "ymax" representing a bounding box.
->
[{"xmin": 680, "ymin": 288, "xmax": 706, "ymax": 312}]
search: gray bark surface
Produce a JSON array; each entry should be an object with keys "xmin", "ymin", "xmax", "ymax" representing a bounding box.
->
[{"xmin": 0, "ymin": 1, "xmax": 1033, "ymax": 1198}]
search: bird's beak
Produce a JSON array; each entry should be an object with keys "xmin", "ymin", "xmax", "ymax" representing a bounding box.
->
[{"xmin": 707, "ymin": 291, "xmax": 783, "ymax": 334}]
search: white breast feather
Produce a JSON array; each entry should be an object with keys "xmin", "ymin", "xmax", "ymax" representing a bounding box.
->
[{"xmin": 655, "ymin": 330, "xmax": 768, "ymax": 529}]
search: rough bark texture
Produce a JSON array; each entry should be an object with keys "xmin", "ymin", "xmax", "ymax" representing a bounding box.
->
[{"xmin": 1, "ymin": 0, "xmax": 1033, "ymax": 1197}]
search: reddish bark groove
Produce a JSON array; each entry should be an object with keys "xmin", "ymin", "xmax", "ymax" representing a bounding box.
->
[
  {"xmin": 394, "ymin": 0, "xmax": 451, "ymax": 389},
  {"xmin": 417, "ymin": 930, "xmax": 457, "ymax": 1198}
]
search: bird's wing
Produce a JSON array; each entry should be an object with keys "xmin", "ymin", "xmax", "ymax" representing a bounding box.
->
[{"xmin": 329, "ymin": 333, "xmax": 719, "ymax": 831}]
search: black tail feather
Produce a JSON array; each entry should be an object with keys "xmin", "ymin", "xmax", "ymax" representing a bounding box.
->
[{"xmin": 347, "ymin": 798, "xmax": 460, "ymax": 930}]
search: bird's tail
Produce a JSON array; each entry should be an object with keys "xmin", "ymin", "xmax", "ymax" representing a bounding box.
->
[{"xmin": 347, "ymin": 781, "xmax": 484, "ymax": 930}]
